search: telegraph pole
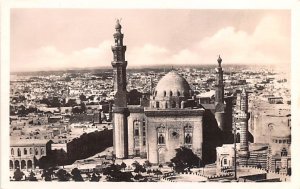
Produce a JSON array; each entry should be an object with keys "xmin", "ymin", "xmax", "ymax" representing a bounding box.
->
[{"xmin": 234, "ymin": 120, "xmax": 237, "ymax": 180}]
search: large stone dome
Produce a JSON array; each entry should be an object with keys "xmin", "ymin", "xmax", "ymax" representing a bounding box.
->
[{"xmin": 154, "ymin": 71, "xmax": 192, "ymax": 99}]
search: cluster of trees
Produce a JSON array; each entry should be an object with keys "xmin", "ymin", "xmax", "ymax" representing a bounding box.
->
[
  {"xmin": 102, "ymin": 164, "xmax": 134, "ymax": 182},
  {"xmin": 39, "ymin": 129, "xmax": 113, "ymax": 169},
  {"xmin": 12, "ymin": 169, "xmax": 38, "ymax": 181},
  {"xmin": 170, "ymin": 147, "xmax": 201, "ymax": 173},
  {"xmin": 10, "ymin": 105, "xmax": 38, "ymax": 116}
]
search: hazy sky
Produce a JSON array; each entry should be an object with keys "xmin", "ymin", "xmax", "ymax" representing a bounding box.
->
[{"xmin": 10, "ymin": 9, "xmax": 290, "ymax": 72}]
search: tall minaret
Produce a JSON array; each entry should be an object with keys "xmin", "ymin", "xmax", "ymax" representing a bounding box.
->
[
  {"xmin": 215, "ymin": 55, "xmax": 224, "ymax": 105},
  {"xmin": 236, "ymin": 88, "xmax": 250, "ymax": 165},
  {"xmin": 214, "ymin": 55, "xmax": 226, "ymax": 131},
  {"xmin": 111, "ymin": 19, "xmax": 129, "ymax": 159}
]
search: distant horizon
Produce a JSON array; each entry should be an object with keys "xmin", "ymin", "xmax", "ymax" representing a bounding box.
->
[
  {"xmin": 10, "ymin": 62, "xmax": 290, "ymax": 75},
  {"xmin": 11, "ymin": 9, "xmax": 290, "ymax": 72}
]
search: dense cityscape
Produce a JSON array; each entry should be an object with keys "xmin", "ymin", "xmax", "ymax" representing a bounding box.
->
[
  {"xmin": 8, "ymin": 15, "xmax": 291, "ymax": 182},
  {"xmin": 9, "ymin": 62, "xmax": 291, "ymax": 182}
]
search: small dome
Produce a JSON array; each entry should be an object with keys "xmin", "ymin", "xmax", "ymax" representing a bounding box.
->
[
  {"xmin": 271, "ymin": 124, "xmax": 291, "ymax": 138},
  {"xmin": 154, "ymin": 71, "xmax": 192, "ymax": 99}
]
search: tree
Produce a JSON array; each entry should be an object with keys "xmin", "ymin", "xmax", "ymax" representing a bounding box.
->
[
  {"xmin": 41, "ymin": 168, "xmax": 53, "ymax": 181},
  {"xmin": 79, "ymin": 94, "xmax": 87, "ymax": 101},
  {"xmin": 56, "ymin": 169, "xmax": 71, "ymax": 181},
  {"xmin": 90, "ymin": 172, "xmax": 101, "ymax": 182},
  {"xmin": 170, "ymin": 147, "xmax": 200, "ymax": 173},
  {"xmin": 71, "ymin": 168, "xmax": 84, "ymax": 181},
  {"xmin": 153, "ymin": 169, "xmax": 162, "ymax": 179},
  {"xmin": 13, "ymin": 168, "xmax": 24, "ymax": 181},
  {"xmin": 146, "ymin": 169, "xmax": 152, "ymax": 176},
  {"xmin": 159, "ymin": 164, "xmax": 163, "ymax": 169},
  {"xmin": 28, "ymin": 170, "xmax": 38, "ymax": 181},
  {"xmin": 120, "ymin": 162, "xmax": 127, "ymax": 171},
  {"xmin": 168, "ymin": 162, "xmax": 174, "ymax": 170},
  {"xmin": 143, "ymin": 160, "xmax": 152, "ymax": 169},
  {"xmin": 132, "ymin": 162, "xmax": 146, "ymax": 173}
]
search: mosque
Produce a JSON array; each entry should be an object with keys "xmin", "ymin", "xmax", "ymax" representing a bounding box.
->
[{"xmin": 111, "ymin": 20, "xmax": 234, "ymax": 165}]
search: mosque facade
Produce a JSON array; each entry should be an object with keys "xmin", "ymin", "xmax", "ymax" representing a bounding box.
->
[{"xmin": 111, "ymin": 20, "xmax": 236, "ymax": 165}]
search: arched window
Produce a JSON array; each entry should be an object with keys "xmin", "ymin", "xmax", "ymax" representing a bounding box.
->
[
  {"xmin": 156, "ymin": 101, "xmax": 160, "ymax": 108},
  {"xmin": 29, "ymin": 148, "xmax": 32, "ymax": 154},
  {"xmin": 170, "ymin": 91, "xmax": 173, "ymax": 97},
  {"xmin": 158, "ymin": 134, "xmax": 165, "ymax": 144},
  {"xmin": 17, "ymin": 148, "xmax": 21, "ymax": 157},
  {"xmin": 24, "ymin": 148, "xmax": 27, "ymax": 155},
  {"xmin": 11, "ymin": 148, "xmax": 14, "ymax": 156},
  {"xmin": 134, "ymin": 121, "xmax": 139, "ymax": 136},
  {"xmin": 171, "ymin": 101, "xmax": 176, "ymax": 108},
  {"xmin": 281, "ymin": 148, "xmax": 288, "ymax": 157},
  {"xmin": 185, "ymin": 134, "xmax": 192, "ymax": 144},
  {"xmin": 163, "ymin": 91, "xmax": 166, "ymax": 97},
  {"xmin": 224, "ymin": 158, "xmax": 227, "ymax": 165},
  {"xmin": 177, "ymin": 91, "xmax": 180, "ymax": 96},
  {"xmin": 236, "ymin": 133, "xmax": 240, "ymax": 143}
]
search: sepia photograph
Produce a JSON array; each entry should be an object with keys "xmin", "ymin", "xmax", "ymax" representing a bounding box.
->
[{"xmin": 1, "ymin": 2, "xmax": 298, "ymax": 187}]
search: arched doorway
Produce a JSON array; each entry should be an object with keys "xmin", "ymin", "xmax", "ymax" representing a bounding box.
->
[
  {"xmin": 15, "ymin": 160, "xmax": 20, "ymax": 169},
  {"xmin": 10, "ymin": 160, "xmax": 13, "ymax": 169},
  {"xmin": 21, "ymin": 160, "xmax": 26, "ymax": 169},
  {"xmin": 27, "ymin": 160, "xmax": 33, "ymax": 169}
]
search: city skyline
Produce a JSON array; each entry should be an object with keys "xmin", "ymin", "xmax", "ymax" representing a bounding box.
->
[{"xmin": 11, "ymin": 9, "xmax": 290, "ymax": 72}]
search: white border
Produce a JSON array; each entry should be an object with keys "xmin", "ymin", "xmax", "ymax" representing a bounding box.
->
[{"xmin": 1, "ymin": 0, "xmax": 300, "ymax": 189}]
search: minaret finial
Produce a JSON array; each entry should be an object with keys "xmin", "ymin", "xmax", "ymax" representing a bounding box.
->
[
  {"xmin": 115, "ymin": 18, "xmax": 122, "ymax": 30},
  {"xmin": 217, "ymin": 55, "xmax": 222, "ymax": 67}
]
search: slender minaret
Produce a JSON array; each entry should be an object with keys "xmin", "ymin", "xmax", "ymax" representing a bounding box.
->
[
  {"xmin": 111, "ymin": 19, "xmax": 129, "ymax": 159},
  {"xmin": 149, "ymin": 77, "xmax": 153, "ymax": 94},
  {"xmin": 215, "ymin": 55, "xmax": 226, "ymax": 131},
  {"xmin": 215, "ymin": 55, "xmax": 224, "ymax": 105},
  {"xmin": 237, "ymin": 88, "xmax": 250, "ymax": 165}
]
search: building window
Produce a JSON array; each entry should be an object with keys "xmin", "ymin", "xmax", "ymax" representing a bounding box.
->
[
  {"xmin": 17, "ymin": 148, "xmax": 21, "ymax": 157},
  {"xmin": 158, "ymin": 134, "xmax": 165, "ymax": 144},
  {"xmin": 170, "ymin": 91, "xmax": 173, "ymax": 97},
  {"xmin": 35, "ymin": 148, "xmax": 38, "ymax": 155},
  {"xmin": 156, "ymin": 101, "xmax": 160, "ymax": 108},
  {"xmin": 185, "ymin": 133, "xmax": 192, "ymax": 144},
  {"xmin": 281, "ymin": 148, "xmax": 288, "ymax": 157},
  {"xmin": 135, "ymin": 129, "xmax": 139, "ymax": 136},
  {"xmin": 11, "ymin": 148, "xmax": 14, "ymax": 156},
  {"xmin": 29, "ymin": 148, "xmax": 32, "ymax": 154},
  {"xmin": 134, "ymin": 121, "xmax": 140, "ymax": 136},
  {"xmin": 279, "ymin": 140, "xmax": 282, "ymax": 144},
  {"xmin": 177, "ymin": 91, "xmax": 180, "ymax": 96},
  {"xmin": 41, "ymin": 148, "xmax": 44, "ymax": 155},
  {"xmin": 143, "ymin": 138, "xmax": 146, "ymax": 146},
  {"xmin": 24, "ymin": 148, "xmax": 27, "ymax": 155},
  {"xmin": 224, "ymin": 159, "xmax": 227, "ymax": 165},
  {"xmin": 142, "ymin": 119, "xmax": 146, "ymax": 126},
  {"xmin": 163, "ymin": 91, "xmax": 166, "ymax": 97}
]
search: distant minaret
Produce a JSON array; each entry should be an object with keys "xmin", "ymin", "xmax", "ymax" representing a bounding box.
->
[
  {"xmin": 215, "ymin": 55, "xmax": 224, "ymax": 105},
  {"xmin": 111, "ymin": 19, "xmax": 129, "ymax": 159},
  {"xmin": 149, "ymin": 77, "xmax": 153, "ymax": 94},
  {"xmin": 236, "ymin": 88, "xmax": 250, "ymax": 165},
  {"xmin": 214, "ymin": 55, "xmax": 226, "ymax": 131}
]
